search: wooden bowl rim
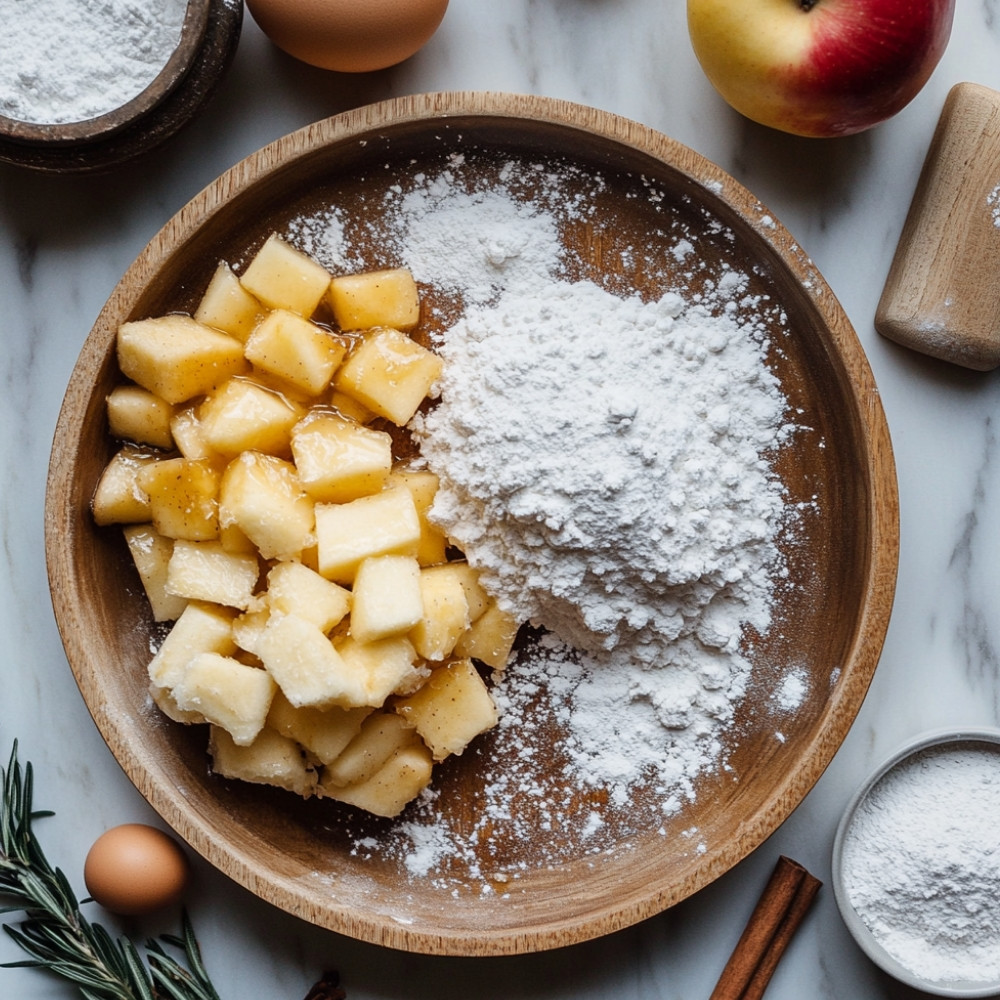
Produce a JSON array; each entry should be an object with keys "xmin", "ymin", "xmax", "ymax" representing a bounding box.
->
[{"xmin": 45, "ymin": 91, "xmax": 899, "ymax": 955}]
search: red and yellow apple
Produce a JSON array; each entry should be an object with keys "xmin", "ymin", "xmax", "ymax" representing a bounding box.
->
[{"xmin": 687, "ymin": 0, "xmax": 956, "ymax": 137}]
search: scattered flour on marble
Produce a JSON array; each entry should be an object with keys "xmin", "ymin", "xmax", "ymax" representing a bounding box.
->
[{"xmin": 287, "ymin": 153, "xmax": 803, "ymax": 886}]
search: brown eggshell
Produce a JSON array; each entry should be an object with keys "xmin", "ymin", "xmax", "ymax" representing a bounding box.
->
[
  {"xmin": 84, "ymin": 823, "xmax": 190, "ymax": 916},
  {"xmin": 246, "ymin": 0, "xmax": 449, "ymax": 73}
]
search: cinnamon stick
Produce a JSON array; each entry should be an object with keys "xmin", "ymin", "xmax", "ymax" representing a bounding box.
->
[
  {"xmin": 303, "ymin": 971, "xmax": 346, "ymax": 1000},
  {"xmin": 709, "ymin": 855, "xmax": 822, "ymax": 1000}
]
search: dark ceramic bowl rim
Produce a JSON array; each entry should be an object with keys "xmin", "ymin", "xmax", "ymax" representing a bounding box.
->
[{"xmin": 0, "ymin": 0, "xmax": 241, "ymax": 173}]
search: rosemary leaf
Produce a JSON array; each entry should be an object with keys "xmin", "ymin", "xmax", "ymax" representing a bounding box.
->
[
  {"xmin": 0, "ymin": 740, "xmax": 226, "ymax": 1000},
  {"xmin": 120, "ymin": 938, "xmax": 157, "ymax": 1000},
  {"xmin": 147, "ymin": 916, "xmax": 222, "ymax": 1000}
]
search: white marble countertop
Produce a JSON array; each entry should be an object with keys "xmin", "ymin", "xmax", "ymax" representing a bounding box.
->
[{"xmin": 2, "ymin": 2, "xmax": 999, "ymax": 998}]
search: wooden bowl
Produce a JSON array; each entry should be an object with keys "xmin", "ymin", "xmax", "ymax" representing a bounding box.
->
[
  {"xmin": 45, "ymin": 92, "xmax": 898, "ymax": 956},
  {"xmin": 0, "ymin": 0, "xmax": 241, "ymax": 173}
]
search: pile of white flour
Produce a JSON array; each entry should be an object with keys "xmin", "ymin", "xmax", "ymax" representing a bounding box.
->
[
  {"xmin": 288, "ymin": 154, "xmax": 798, "ymax": 883},
  {"xmin": 413, "ymin": 281, "xmax": 786, "ymax": 668},
  {"xmin": 411, "ymin": 276, "xmax": 790, "ymax": 799}
]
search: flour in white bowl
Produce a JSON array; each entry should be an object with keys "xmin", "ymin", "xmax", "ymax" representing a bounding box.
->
[{"xmin": 841, "ymin": 742, "xmax": 1000, "ymax": 985}]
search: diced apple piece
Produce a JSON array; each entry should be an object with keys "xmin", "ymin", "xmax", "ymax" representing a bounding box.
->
[
  {"xmin": 218, "ymin": 519, "xmax": 257, "ymax": 555},
  {"xmin": 394, "ymin": 659, "xmax": 498, "ymax": 761},
  {"xmin": 91, "ymin": 446, "xmax": 159, "ymax": 526},
  {"xmin": 164, "ymin": 539, "xmax": 259, "ymax": 610},
  {"xmin": 335, "ymin": 634, "xmax": 425, "ymax": 706},
  {"xmin": 147, "ymin": 600, "xmax": 237, "ymax": 691},
  {"xmin": 134, "ymin": 457, "xmax": 220, "ymax": 541},
  {"xmin": 255, "ymin": 612, "xmax": 367, "ymax": 708},
  {"xmin": 384, "ymin": 467, "xmax": 449, "ymax": 565},
  {"xmin": 441, "ymin": 561, "xmax": 491, "ymax": 621},
  {"xmin": 149, "ymin": 682, "xmax": 205, "ymax": 725},
  {"xmin": 239, "ymin": 233, "xmax": 332, "ymax": 317},
  {"xmin": 169, "ymin": 404, "xmax": 221, "ymax": 462},
  {"xmin": 320, "ymin": 711, "xmax": 419, "ymax": 788},
  {"xmin": 199, "ymin": 377, "xmax": 301, "ymax": 457},
  {"xmin": 328, "ymin": 267, "xmax": 420, "ymax": 332},
  {"xmin": 322, "ymin": 742, "xmax": 433, "ymax": 818},
  {"xmin": 123, "ymin": 524, "xmax": 188, "ymax": 622},
  {"xmin": 106, "ymin": 385, "xmax": 175, "ymax": 450},
  {"xmin": 117, "ymin": 315, "xmax": 247, "ymax": 405},
  {"xmin": 208, "ymin": 725, "xmax": 316, "ymax": 796},
  {"xmin": 244, "ymin": 309, "xmax": 347, "ymax": 396},
  {"xmin": 410, "ymin": 564, "xmax": 470, "ymax": 661},
  {"xmin": 264, "ymin": 561, "xmax": 350, "ymax": 633},
  {"xmin": 314, "ymin": 485, "xmax": 420, "ymax": 584},
  {"xmin": 172, "ymin": 652, "xmax": 276, "ymax": 746},
  {"xmin": 290, "ymin": 411, "xmax": 392, "ymax": 503},
  {"xmin": 267, "ymin": 689, "xmax": 371, "ymax": 766},
  {"xmin": 385, "ymin": 468, "xmax": 439, "ymax": 512},
  {"xmin": 194, "ymin": 261, "xmax": 263, "ymax": 342},
  {"xmin": 334, "ymin": 327, "xmax": 443, "ymax": 425},
  {"xmin": 350, "ymin": 555, "xmax": 423, "ymax": 643},
  {"xmin": 231, "ymin": 606, "xmax": 270, "ymax": 657},
  {"xmin": 219, "ymin": 451, "xmax": 314, "ymax": 561},
  {"xmin": 329, "ymin": 388, "xmax": 375, "ymax": 424},
  {"xmin": 415, "ymin": 525, "xmax": 448, "ymax": 567},
  {"xmin": 453, "ymin": 602, "xmax": 520, "ymax": 671}
]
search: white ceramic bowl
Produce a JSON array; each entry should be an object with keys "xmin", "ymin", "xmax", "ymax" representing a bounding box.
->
[{"xmin": 833, "ymin": 728, "xmax": 1000, "ymax": 998}]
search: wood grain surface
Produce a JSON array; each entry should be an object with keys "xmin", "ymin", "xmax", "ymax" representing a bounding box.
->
[
  {"xmin": 44, "ymin": 92, "xmax": 899, "ymax": 956},
  {"xmin": 876, "ymin": 82, "xmax": 1000, "ymax": 370}
]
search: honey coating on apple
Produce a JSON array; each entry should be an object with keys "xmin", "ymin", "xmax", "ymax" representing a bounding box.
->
[{"xmin": 92, "ymin": 234, "xmax": 520, "ymax": 819}]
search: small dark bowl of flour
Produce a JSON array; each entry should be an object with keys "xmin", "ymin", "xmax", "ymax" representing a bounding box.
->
[
  {"xmin": 0, "ymin": 0, "xmax": 242, "ymax": 173},
  {"xmin": 833, "ymin": 729, "xmax": 1000, "ymax": 997}
]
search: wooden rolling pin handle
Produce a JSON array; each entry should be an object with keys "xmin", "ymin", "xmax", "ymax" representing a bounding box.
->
[{"xmin": 875, "ymin": 82, "xmax": 1000, "ymax": 371}]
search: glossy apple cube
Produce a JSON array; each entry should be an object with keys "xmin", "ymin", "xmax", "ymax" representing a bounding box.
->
[
  {"xmin": 334, "ymin": 326, "xmax": 442, "ymax": 425},
  {"xmin": 238, "ymin": 233, "xmax": 332, "ymax": 316},
  {"xmin": 328, "ymin": 267, "xmax": 420, "ymax": 331},
  {"xmin": 117, "ymin": 314, "xmax": 247, "ymax": 405}
]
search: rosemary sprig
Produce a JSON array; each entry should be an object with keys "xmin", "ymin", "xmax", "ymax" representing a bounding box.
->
[{"xmin": 0, "ymin": 740, "xmax": 223, "ymax": 1000}]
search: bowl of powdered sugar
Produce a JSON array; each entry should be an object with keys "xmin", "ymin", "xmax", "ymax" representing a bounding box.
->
[
  {"xmin": 46, "ymin": 92, "xmax": 899, "ymax": 955},
  {"xmin": 0, "ymin": 0, "xmax": 242, "ymax": 172},
  {"xmin": 834, "ymin": 729, "xmax": 1000, "ymax": 996}
]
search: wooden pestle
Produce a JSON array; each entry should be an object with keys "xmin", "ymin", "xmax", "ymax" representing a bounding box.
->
[{"xmin": 875, "ymin": 82, "xmax": 1000, "ymax": 370}]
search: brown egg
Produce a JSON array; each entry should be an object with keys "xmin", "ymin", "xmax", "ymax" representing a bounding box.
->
[
  {"xmin": 84, "ymin": 824, "xmax": 189, "ymax": 916},
  {"xmin": 245, "ymin": 0, "xmax": 449, "ymax": 73}
]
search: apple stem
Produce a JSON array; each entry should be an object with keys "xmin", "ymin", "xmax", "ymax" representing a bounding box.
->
[{"xmin": 799, "ymin": 0, "xmax": 817, "ymax": 9}]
